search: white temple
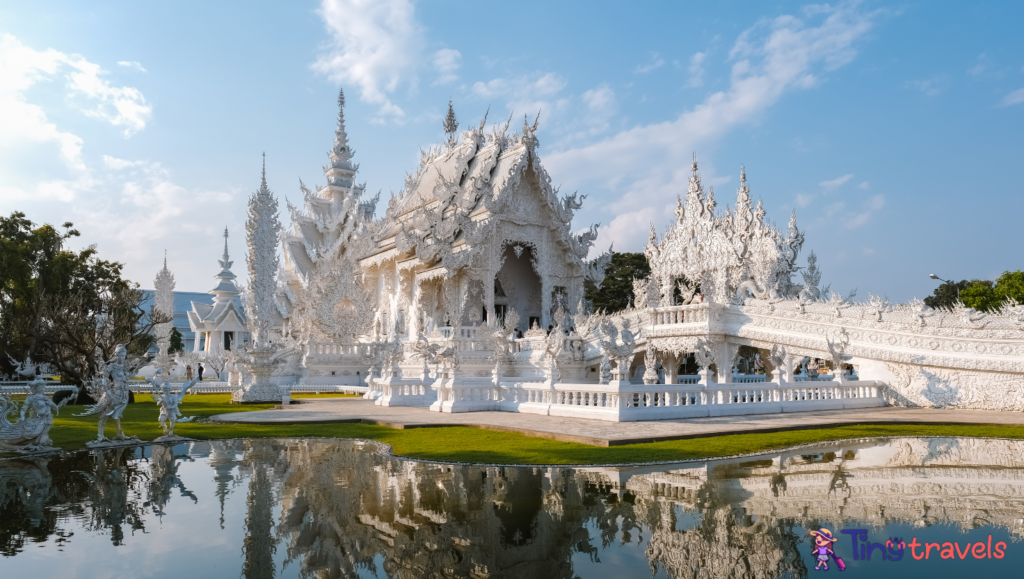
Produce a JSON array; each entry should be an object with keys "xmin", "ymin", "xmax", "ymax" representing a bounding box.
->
[
  {"xmin": 186, "ymin": 228, "xmax": 248, "ymax": 352},
  {"xmin": 231, "ymin": 88, "xmax": 1024, "ymax": 416}
]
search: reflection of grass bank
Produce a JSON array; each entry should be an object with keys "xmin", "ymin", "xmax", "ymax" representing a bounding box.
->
[{"xmin": 20, "ymin": 394, "xmax": 1024, "ymax": 464}]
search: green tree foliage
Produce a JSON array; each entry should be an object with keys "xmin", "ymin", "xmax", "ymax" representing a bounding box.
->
[
  {"xmin": 584, "ymin": 252, "xmax": 651, "ymax": 313},
  {"xmin": 168, "ymin": 326, "xmax": 185, "ymax": 354},
  {"xmin": 923, "ymin": 279, "xmax": 969, "ymax": 310},
  {"xmin": 960, "ymin": 280, "xmax": 1000, "ymax": 312},
  {"xmin": 994, "ymin": 270, "xmax": 1024, "ymax": 303},
  {"xmin": 0, "ymin": 211, "xmax": 168, "ymax": 384},
  {"xmin": 924, "ymin": 270, "xmax": 1024, "ymax": 312}
]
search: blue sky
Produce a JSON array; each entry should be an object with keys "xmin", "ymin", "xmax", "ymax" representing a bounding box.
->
[{"xmin": 1, "ymin": 1, "xmax": 1021, "ymax": 301}]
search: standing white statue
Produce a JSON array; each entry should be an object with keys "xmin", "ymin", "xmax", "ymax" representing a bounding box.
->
[
  {"xmin": 0, "ymin": 356, "xmax": 77, "ymax": 451},
  {"xmin": 152, "ymin": 369, "xmax": 199, "ymax": 441},
  {"xmin": 78, "ymin": 344, "xmax": 139, "ymax": 446}
]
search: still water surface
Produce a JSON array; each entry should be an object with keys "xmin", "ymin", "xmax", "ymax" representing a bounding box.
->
[{"xmin": 1, "ymin": 436, "xmax": 1021, "ymax": 578}]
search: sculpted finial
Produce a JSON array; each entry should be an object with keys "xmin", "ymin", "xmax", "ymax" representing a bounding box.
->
[
  {"xmin": 443, "ymin": 99, "xmax": 459, "ymax": 146},
  {"xmin": 479, "ymin": 106, "xmax": 490, "ymax": 131},
  {"xmin": 261, "ymin": 152, "xmax": 267, "ymax": 190}
]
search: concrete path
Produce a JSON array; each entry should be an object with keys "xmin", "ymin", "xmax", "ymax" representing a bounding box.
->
[{"xmin": 209, "ymin": 399, "xmax": 1024, "ymax": 446}]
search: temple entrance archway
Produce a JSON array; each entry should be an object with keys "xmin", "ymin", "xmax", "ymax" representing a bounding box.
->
[{"xmin": 494, "ymin": 243, "xmax": 541, "ymax": 334}]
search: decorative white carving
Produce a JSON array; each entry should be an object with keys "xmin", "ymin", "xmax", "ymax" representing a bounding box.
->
[
  {"xmin": 77, "ymin": 345, "xmax": 140, "ymax": 446},
  {"xmin": 0, "ymin": 356, "xmax": 77, "ymax": 451}
]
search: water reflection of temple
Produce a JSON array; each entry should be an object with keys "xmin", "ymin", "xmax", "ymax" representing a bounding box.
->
[{"xmin": 3, "ymin": 437, "xmax": 1024, "ymax": 578}]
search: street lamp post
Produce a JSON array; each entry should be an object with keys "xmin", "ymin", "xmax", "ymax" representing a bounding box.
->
[{"xmin": 929, "ymin": 273, "xmax": 960, "ymax": 302}]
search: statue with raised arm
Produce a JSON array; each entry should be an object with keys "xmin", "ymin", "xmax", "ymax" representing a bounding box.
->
[
  {"xmin": 77, "ymin": 344, "xmax": 138, "ymax": 446},
  {"xmin": 152, "ymin": 369, "xmax": 199, "ymax": 441},
  {"xmin": 0, "ymin": 356, "xmax": 78, "ymax": 452}
]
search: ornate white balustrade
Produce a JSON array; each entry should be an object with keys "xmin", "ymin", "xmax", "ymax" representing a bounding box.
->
[
  {"xmin": 648, "ymin": 304, "xmax": 710, "ymax": 326},
  {"xmin": 424, "ymin": 378, "xmax": 884, "ymax": 422}
]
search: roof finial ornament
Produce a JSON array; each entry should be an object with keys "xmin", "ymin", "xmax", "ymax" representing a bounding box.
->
[
  {"xmin": 691, "ymin": 152, "xmax": 698, "ymax": 174},
  {"xmin": 532, "ymin": 109, "xmax": 542, "ymax": 132},
  {"xmin": 479, "ymin": 106, "xmax": 490, "ymax": 131},
  {"xmin": 163, "ymin": 249, "xmax": 168, "ymax": 269},
  {"xmin": 443, "ymin": 99, "xmax": 459, "ymax": 146},
  {"xmin": 740, "ymin": 164, "xmax": 746, "ymax": 185},
  {"xmin": 261, "ymin": 152, "xmax": 267, "ymax": 189}
]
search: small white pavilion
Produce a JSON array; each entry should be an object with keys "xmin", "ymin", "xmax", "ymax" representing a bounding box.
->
[{"xmin": 187, "ymin": 228, "xmax": 248, "ymax": 352}]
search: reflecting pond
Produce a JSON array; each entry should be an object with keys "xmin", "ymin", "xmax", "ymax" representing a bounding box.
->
[{"xmin": 2, "ymin": 436, "xmax": 1022, "ymax": 578}]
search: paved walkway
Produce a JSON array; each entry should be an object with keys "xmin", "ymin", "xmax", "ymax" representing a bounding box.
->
[{"xmin": 209, "ymin": 399, "xmax": 1024, "ymax": 446}]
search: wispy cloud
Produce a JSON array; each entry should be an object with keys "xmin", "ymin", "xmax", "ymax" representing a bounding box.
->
[
  {"xmin": 820, "ymin": 174, "xmax": 853, "ymax": 190},
  {"xmin": 634, "ymin": 52, "xmax": 665, "ymax": 74},
  {"xmin": 1001, "ymin": 87, "xmax": 1024, "ymax": 106},
  {"xmin": 311, "ymin": 0, "xmax": 423, "ymax": 120},
  {"xmin": 432, "ymin": 48, "xmax": 461, "ymax": 84},
  {"xmin": 846, "ymin": 194, "xmax": 885, "ymax": 229},
  {"xmin": 905, "ymin": 74, "xmax": 950, "ymax": 97},
  {"xmin": 117, "ymin": 60, "xmax": 147, "ymax": 72},
  {"xmin": 545, "ymin": 2, "xmax": 883, "ymax": 253},
  {"xmin": 687, "ymin": 52, "xmax": 706, "ymax": 87}
]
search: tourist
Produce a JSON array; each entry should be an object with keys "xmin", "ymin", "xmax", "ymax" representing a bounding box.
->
[
  {"xmin": 185, "ymin": 365, "xmax": 193, "ymax": 380},
  {"xmin": 197, "ymin": 363, "xmax": 204, "ymax": 381},
  {"xmin": 547, "ymin": 325, "xmax": 553, "ymax": 335},
  {"xmin": 516, "ymin": 329, "xmax": 523, "ymax": 339}
]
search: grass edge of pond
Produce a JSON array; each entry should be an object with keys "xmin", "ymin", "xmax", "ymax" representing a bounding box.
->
[{"xmin": 7, "ymin": 394, "xmax": 1024, "ymax": 465}]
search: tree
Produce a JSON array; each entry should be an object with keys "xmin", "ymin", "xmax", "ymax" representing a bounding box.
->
[
  {"xmin": 0, "ymin": 211, "xmax": 168, "ymax": 383},
  {"xmin": 994, "ymin": 270, "xmax": 1024, "ymax": 304},
  {"xmin": 960, "ymin": 280, "xmax": 1000, "ymax": 312},
  {"xmin": 32, "ymin": 286, "xmax": 167, "ymax": 388},
  {"xmin": 585, "ymin": 252, "xmax": 651, "ymax": 313},
  {"xmin": 925, "ymin": 271, "xmax": 1024, "ymax": 312},
  {"xmin": 923, "ymin": 279, "xmax": 969, "ymax": 310},
  {"xmin": 168, "ymin": 327, "xmax": 184, "ymax": 354}
]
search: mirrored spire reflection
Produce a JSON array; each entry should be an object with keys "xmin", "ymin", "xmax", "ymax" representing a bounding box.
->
[{"xmin": 1, "ymin": 437, "xmax": 1023, "ymax": 578}]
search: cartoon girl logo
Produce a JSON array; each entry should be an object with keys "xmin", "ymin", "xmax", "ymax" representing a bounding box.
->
[{"xmin": 810, "ymin": 528, "xmax": 846, "ymax": 571}]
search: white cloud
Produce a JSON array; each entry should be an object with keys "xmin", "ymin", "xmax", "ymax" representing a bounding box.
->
[
  {"xmin": 1001, "ymin": 87, "xmax": 1024, "ymax": 106},
  {"xmin": 102, "ymin": 155, "xmax": 144, "ymax": 169},
  {"xmin": 635, "ymin": 52, "xmax": 665, "ymax": 74},
  {"xmin": 846, "ymin": 194, "xmax": 885, "ymax": 229},
  {"xmin": 857, "ymin": 181, "xmax": 869, "ymax": 189},
  {"xmin": 544, "ymin": 2, "xmax": 881, "ymax": 253},
  {"xmin": 687, "ymin": 52, "xmax": 706, "ymax": 87},
  {"xmin": 65, "ymin": 57, "xmax": 151, "ymax": 136},
  {"xmin": 432, "ymin": 48, "xmax": 461, "ymax": 84},
  {"xmin": 0, "ymin": 33, "xmax": 151, "ymax": 179},
  {"xmin": 311, "ymin": 0, "xmax": 423, "ymax": 119},
  {"xmin": 905, "ymin": 74, "xmax": 950, "ymax": 97},
  {"xmin": 4, "ymin": 157, "xmax": 242, "ymax": 289},
  {"xmin": 470, "ymin": 72, "xmax": 567, "ymax": 117},
  {"xmin": 117, "ymin": 60, "xmax": 147, "ymax": 72},
  {"xmin": 819, "ymin": 173, "xmax": 853, "ymax": 189},
  {"xmin": 795, "ymin": 193, "xmax": 813, "ymax": 207}
]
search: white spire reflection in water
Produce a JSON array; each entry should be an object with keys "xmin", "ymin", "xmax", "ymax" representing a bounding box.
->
[{"xmin": 1, "ymin": 436, "xmax": 1022, "ymax": 578}]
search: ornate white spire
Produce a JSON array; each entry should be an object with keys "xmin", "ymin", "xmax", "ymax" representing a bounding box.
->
[
  {"xmin": 334, "ymin": 88, "xmax": 350, "ymax": 158},
  {"xmin": 210, "ymin": 227, "xmax": 239, "ymax": 304},
  {"xmin": 246, "ymin": 153, "xmax": 282, "ymax": 346},
  {"xmin": 443, "ymin": 99, "xmax": 458, "ymax": 146},
  {"xmin": 153, "ymin": 251, "xmax": 176, "ymax": 363},
  {"xmin": 219, "ymin": 227, "xmax": 232, "ymax": 270}
]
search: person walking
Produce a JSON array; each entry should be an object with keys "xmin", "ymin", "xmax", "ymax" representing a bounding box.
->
[{"xmin": 197, "ymin": 363, "xmax": 204, "ymax": 381}]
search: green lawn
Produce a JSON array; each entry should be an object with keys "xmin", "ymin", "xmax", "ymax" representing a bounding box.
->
[{"xmin": 15, "ymin": 394, "xmax": 1024, "ymax": 465}]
